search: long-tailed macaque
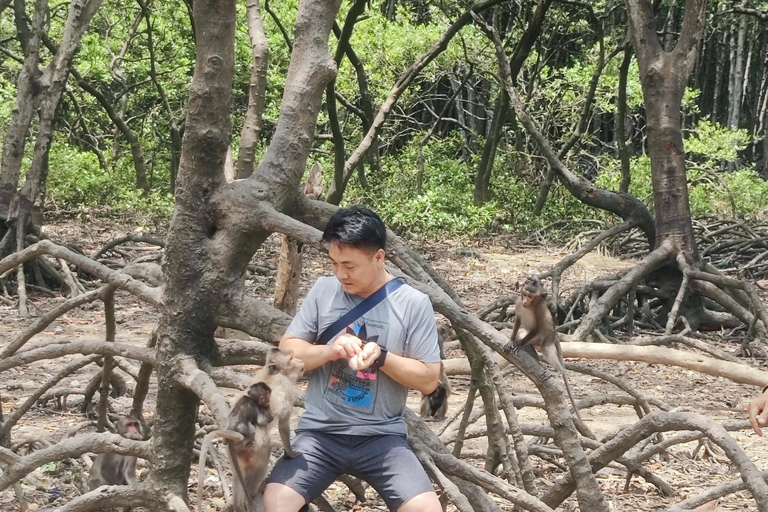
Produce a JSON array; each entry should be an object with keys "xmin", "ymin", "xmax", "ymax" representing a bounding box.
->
[
  {"xmin": 251, "ymin": 347, "xmax": 304, "ymax": 458},
  {"xmin": 87, "ymin": 416, "xmax": 143, "ymax": 490},
  {"xmin": 503, "ymin": 278, "xmax": 594, "ymax": 438},
  {"xmin": 420, "ymin": 363, "xmax": 451, "ymax": 421},
  {"xmin": 198, "ymin": 382, "xmax": 274, "ymax": 512}
]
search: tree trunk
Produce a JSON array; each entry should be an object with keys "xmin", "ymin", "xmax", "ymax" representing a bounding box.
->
[
  {"xmin": 235, "ymin": 0, "xmax": 269, "ymax": 179},
  {"xmin": 617, "ymin": 46, "xmax": 633, "ymax": 193},
  {"xmin": 151, "ymin": 0, "xmax": 341, "ymax": 500},
  {"xmin": 727, "ymin": 14, "xmax": 747, "ymax": 128},
  {"xmin": 474, "ymin": 90, "xmax": 508, "ymax": 205},
  {"xmin": 711, "ymin": 28, "xmax": 726, "ymax": 122},
  {"xmin": 72, "ymin": 70, "xmax": 149, "ymax": 192},
  {"xmin": 626, "ymin": 0, "xmax": 707, "ymax": 257},
  {"xmin": 1, "ymin": 0, "xmax": 105, "ymax": 239},
  {"xmin": 0, "ymin": 0, "xmax": 46, "ymax": 228}
]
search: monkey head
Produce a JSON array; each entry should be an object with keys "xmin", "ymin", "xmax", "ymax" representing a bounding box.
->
[
  {"xmin": 116, "ymin": 416, "xmax": 143, "ymax": 441},
  {"xmin": 521, "ymin": 278, "xmax": 546, "ymax": 308},
  {"xmin": 246, "ymin": 382, "xmax": 274, "ymax": 426},
  {"xmin": 267, "ymin": 348, "xmax": 305, "ymax": 381}
]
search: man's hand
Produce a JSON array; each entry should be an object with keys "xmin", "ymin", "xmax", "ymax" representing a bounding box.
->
[
  {"xmin": 349, "ymin": 342, "xmax": 380, "ymax": 371},
  {"xmin": 326, "ymin": 333, "xmax": 363, "ymax": 363},
  {"xmin": 748, "ymin": 390, "xmax": 768, "ymax": 436}
]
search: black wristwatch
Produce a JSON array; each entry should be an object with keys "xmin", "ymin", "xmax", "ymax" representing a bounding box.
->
[{"xmin": 371, "ymin": 345, "xmax": 388, "ymax": 370}]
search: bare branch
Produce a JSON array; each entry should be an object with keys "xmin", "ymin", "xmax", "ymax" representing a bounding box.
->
[
  {"xmin": 0, "ymin": 433, "xmax": 150, "ymax": 491},
  {"xmin": 560, "ymin": 342, "xmax": 768, "ymax": 387},
  {"xmin": 0, "ymin": 241, "xmax": 162, "ymax": 304},
  {"xmin": 174, "ymin": 357, "xmax": 232, "ymax": 425},
  {"xmin": 0, "ymin": 356, "xmax": 99, "ymax": 438},
  {"xmin": 1, "ymin": 286, "xmax": 106, "ymax": 358},
  {"xmin": 50, "ymin": 483, "xmax": 161, "ymax": 512},
  {"xmin": 0, "ymin": 340, "xmax": 155, "ymax": 373}
]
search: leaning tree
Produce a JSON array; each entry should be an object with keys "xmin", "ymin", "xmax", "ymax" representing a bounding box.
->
[{"xmin": 3, "ymin": 0, "xmax": 768, "ymax": 511}]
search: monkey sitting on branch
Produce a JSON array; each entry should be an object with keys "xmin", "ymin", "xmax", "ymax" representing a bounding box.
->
[
  {"xmin": 87, "ymin": 415, "xmax": 144, "ymax": 490},
  {"xmin": 198, "ymin": 382, "xmax": 274, "ymax": 512},
  {"xmin": 504, "ymin": 277, "xmax": 595, "ymax": 438}
]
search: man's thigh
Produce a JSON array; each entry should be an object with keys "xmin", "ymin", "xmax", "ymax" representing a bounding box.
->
[
  {"xmin": 267, "ymin": 431, "xmax": 343, "ymax": 505},
  {"xmin": 347, "ymin": 435, "xmax": 435, "ymax": 511}
]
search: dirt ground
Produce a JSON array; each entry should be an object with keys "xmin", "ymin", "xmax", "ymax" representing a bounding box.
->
[{"xmin": 2, "ymin": 215, "xmax": 768, "ymax": 511}]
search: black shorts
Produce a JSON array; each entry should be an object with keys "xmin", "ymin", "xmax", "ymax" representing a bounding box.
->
[{"xmin": 267, "ymin": 431, "xmax": 434, "ymax": 510}]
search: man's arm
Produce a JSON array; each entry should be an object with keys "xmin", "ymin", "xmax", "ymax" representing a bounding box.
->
[
  {"xmin": 280, "ymin": 332, "xmax": 365, "ymax": 372},
  {"xmin": 380, "ymin": 352, "xmax": 441, "ymax": 395}
]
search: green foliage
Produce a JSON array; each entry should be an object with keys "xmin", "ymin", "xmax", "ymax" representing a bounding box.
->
[
  {"xmin": 46, "ymin": 135, "xmax": 174, "ymax": 217},
  {"xmin": 685, "ymin": 119, "xmax": 751, "ymax": 163},
  {"xmin": 688, "ymin": 168, "xmax": 768, "ymax": 218},
  {"xmin": 596, "ymin": 120, "xmax": 766, "ymax": 220}
]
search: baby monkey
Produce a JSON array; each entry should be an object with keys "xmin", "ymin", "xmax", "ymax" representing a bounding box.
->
[
  {"xmin": 198, "ymin": 382, "xmax": 274, "ymax": 512},
  {"xmin": 504, "ymin": 278, "xmax": 594, "ymax": 438},
  {"xmin": 87, "ymin": 416, "xmax": 143, "ymax": 490}
]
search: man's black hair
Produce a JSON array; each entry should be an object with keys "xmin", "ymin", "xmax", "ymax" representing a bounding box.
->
[{"xmin": 322, "ymin": 206, "xmax": 387, "ymax": 252}]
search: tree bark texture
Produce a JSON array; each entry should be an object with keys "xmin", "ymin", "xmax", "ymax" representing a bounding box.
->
[
  {"xmin": 235, "ymin": 0, "xmax": 269, "ymax": 179},
  {"xmin": 0, "ymin": 0, "xmax": 46, "ymax": 224},
  {"xmin": 625, "ymin": 0, "xmax": 707, "ymax": 257},
  {"xmin": 151, "ymin": 0, "xmax": 342, "ymax": 500},
  {"xmin": 0, "ymin": 0, "xmax": 105, "ymax": 236}
]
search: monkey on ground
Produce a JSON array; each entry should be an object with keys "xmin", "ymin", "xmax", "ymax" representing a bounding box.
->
[
  {"xmin": 503, "ymin": 277, "xmax": 595, "ymax": 438},
  {"xmin": 198, "ymin": 382, "xmax": 273, "ymax": 512},
  {"xmin": 87, "ymin": 416, "xmax": 143, "ymax": 490},
  {"xmin": 420, "ymin": 363, "xmax": 451, "ymax": 421}
]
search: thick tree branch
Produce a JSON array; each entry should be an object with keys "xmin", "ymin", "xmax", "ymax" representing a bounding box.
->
[
  {"xmin": 0, "ymin": 433, "xmax": 150, "ymax": 491},
  {"xmin": 0, "ymin": 340, "xmax": 155, "ymax": 373},
  {"xmin": 482, "ymin": 17, "xmax": 656, "ymax": 243},
  {"xmin": 0, "ymin": 241, "xmax": 162, "ymax": 304},
  {"xmin": 174, "ymin": 357, "xmax": 232, "ymax": 425}
]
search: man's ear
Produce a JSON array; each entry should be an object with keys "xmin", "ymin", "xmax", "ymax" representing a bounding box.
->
[{"xmin": 374, "ymin": 248, "xmax": 386, "ymax": 264}]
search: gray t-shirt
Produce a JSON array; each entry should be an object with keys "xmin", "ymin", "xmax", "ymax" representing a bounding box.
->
[{"xmin": 286, "ymin": 276, "xmax": 441, "ymax": 436}]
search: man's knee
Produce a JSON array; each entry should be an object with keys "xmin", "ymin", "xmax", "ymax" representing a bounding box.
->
[
  {"xmin": 263, "ymin": 483, "xmax": 306, "ymax": 512},
  {"xmin": 397, "ymin": 491, "xmax": 442, "ymax": 512}
]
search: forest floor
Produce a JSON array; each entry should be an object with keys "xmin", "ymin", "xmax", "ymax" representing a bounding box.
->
[{"xmin": 2, "ymin": 214, "xmax": 768, "ymax": 511}]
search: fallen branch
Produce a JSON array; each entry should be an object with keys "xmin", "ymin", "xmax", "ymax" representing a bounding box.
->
[
  {"xmin": 0, "ymin": 356, "xmax": 99, "ymax": 438},
  {"xmin": 0, "ymin": 433, "xmax": 150, "ymax": 492},
  {"xmin": 0, "ymin": 240, "xmax": 162, "ymax": 304},
  {"xmin": 561, "ymin": 342, "xmax": 768, "ymax": 387},
  {"xmin": 50, "ymin": 482, "xmax": 162, "ymax": 512},
  {"xmin": 93, "ymin": 234, "xmax": 165, "ymax": 259},
  {"xmin": 0, "ymin": 340, "xmax": 155, "ymax": 373}
]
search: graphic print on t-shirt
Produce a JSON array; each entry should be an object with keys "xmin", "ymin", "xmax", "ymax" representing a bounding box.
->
[{"xmin": 325, "ymin": 323, "xmax": 381, "ymax": 414}]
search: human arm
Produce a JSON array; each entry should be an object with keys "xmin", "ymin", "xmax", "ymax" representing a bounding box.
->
[
  {"xmin": 748, "ymin": 386, "xmax": 768, "ymax": 436},
  {"xmin": 280, "ymin": 332, "xmax": 364, "ymax": 372},
  {"xmin": 349, "ymin": 341, "xmax": 440, "ymax": 394},
  {"xmin": 379, "ymin": 349, "xmax": 440, "ymax": 395}
]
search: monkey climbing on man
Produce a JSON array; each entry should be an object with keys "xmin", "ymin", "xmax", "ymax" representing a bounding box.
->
[{"xmin": 198, "ymin": 382, "xmax": 274, "ymax": 512}]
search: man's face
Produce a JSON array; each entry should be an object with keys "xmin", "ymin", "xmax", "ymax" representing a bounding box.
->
[{"xmin": 328, "ymin": 242, "xmax": 385, "ymax": 296}]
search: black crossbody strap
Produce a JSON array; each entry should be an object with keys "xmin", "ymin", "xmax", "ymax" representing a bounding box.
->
[{"xmin": 315, "ymin": 278, "xmax": 403, "ymax": 345}]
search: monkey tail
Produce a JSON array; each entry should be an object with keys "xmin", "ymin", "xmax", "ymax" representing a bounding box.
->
[
  {"xmin": 556, "ymin": 346, "xmax": 597, "ymax": 440},
  {"xmin": 198, "ymin": 430, "xmax": 242, "ymax": 511},
  {"xmin": 198, "ymin": 432, "xmax": 215, "ymax": 512}
]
